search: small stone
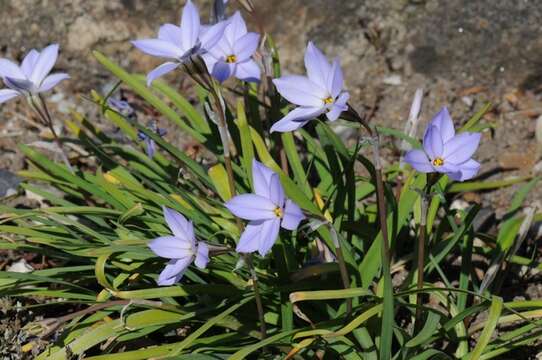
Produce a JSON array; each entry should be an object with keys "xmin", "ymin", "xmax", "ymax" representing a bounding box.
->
[
  {"xmin": 382, "ymin": 74, "xmax": 402, "ymax": 86},
  {"xmin": 450, "ymin": 199, "xmax": 469, "ymax": 211},
  {"xmin": 0, "ymin": 169, "xmax": 21, "ymax": 197},
  {"xmin": 389, "ymin": 56, "xmax": 404, "ymax": 71},
  {"xmin": 6, "ymin": 259, "xmax": 33, "ymax": 273},
  {"xmin": 461, "ymin": 96, "xmax": 474, "ymax": 107}
]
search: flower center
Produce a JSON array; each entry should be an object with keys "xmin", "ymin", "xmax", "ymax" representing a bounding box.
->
[
  {"xmin": 274, "ymin": 207, "xmax": 284, "ymax": 218},
  {"xmin": 432, "ymin": 157, "xmax": 444, "ymax": 167},
  {"xmin": 323, "ymin": 96, "xmax": 334, "ymax": 105},
  {"xmin": 226, "ymin": 54, "xmax": 237, "ymax": 63}
]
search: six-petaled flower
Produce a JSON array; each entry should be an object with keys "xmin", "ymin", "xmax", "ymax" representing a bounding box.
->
[
  {"xmin": 148, "ymin": 207, "xmax": 209, "ymax": 285},
  {"xmin": 0, "ymin": 44, "xmax": 69, "ymax": 104},
  {"xmin": 404, "ymin": 107, "xmax": 481, "ymax": 182},
  {"xmin": 225, "ymin": 160, "xmax": 305, "ymax": 256},
  {"xmin": 204, "ymin": 11, "xmax": 261, "ymax": 83},
  {"xmin": 270, "ymin": 41, "xmax": 350, "ymax": 133},
  {"xmin": 132, "ymin": 0, "xmax": 227, "ymax": 86}
]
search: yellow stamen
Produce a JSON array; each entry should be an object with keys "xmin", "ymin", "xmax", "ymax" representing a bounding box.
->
[
  {"xmin": 274, "ymin": 207, "xmax": 284, "ymax": 218},
  {"xmin": 432, "ymin": 157, "xmax": 444, "ymax": 167},
  {"xmin": 226, "ymin": 54, "xmax": 237, "ymax": 63},
  {"xmin": 323, "ymin": 96, "xmax": 334, "ymax": 105}
]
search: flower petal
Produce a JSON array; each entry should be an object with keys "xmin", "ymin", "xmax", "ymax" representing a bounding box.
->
[
  {"xmin": 327, "ymin": 57, "xmax": 344, "ymax": 98},
  {"xmin": 225, "ymin": 194, "xmax": 276, "ymax": 220},
  {"xmin": 404, "ymin": 149, "xmax": 433, "ymax": 173},
  {"xmin": 162, "ymin": 207, "xmax": 195, "ymax": 242},
  {"xmin": 148, "ymin": 236, "xmax": 194, "ymax": 259},
  {"xmin": 4, "ymin": 77, "xmax": 35, "ymax": 92},
  {"xmin": 233, "ymin": 32, "xmax": 259, "ymax": 62},
  {"xmin": 158, "ymin": 24, "xmax": 183, "ymax": 46},
  {"xmin": 273, "ymin": 75, "xmax": 327, "ymax": 107},
  {"xmin": 0, "ymin": 59, "xmax": 25, "ymax": 79},
  {"xmin": 268, "ymin": 173, "xmax": 285, "ymax": 207},
  {"xmin": 304, "ymin": 41, "xmax": 331, "ymax": 89},
  {"xmin": 281, "ymin": 199, "xmax": 305, "ymax": 230},
  {"xmin": 270, "ymin": 106, "xmax": 324, "ymax": 133},
  {"xmin": 194, "ymin": 242, "xmax": 209, "ymax": 269},
  {"xmin": 236, "ymin": 220, "xmax": 263, "ymax": 253},
  {"xmin": 443, "ymin": 132, "xmax": 481, "ymax": 164},
  {"xmin": 20, "ymin": 49, "xmax": 40, "ymax": 78},
  {"xmin": 430, "ymin": 107, "xmax": 455, "ymax": 142},
  {"xmin": 225, "ymin": 11, "xmax": 248, "ymax": 44},
  {"xmin": 132, "ymin": 39, "xmax": 183, "ymax": 59},
  {"xmin": 157, "ymin": 257, "xmax": 192, "ymax": 285},
  {"xmin": 211, "ymin": 60, "xmax": 234, "ymax": 82},
  {"xmin": 252, "ymin": 160, "xmax": 275, "ymax": 199},
  {"xmin": 451, "ymin": 158, "xmax": 480, "ymax": 181},
  {"xmin": 0, "ymin": 88, "xmax": 20, "ymax": 104},
  {"xmin": 438, "ymin": 162, "xmax": 460, "ymax": 175},
  {"xmin": 180, "ymin": 0, "xmax": 201, "ymax": 52},
  {"xmin": 30, "ymin": 44, "xmax": 59, "ymax": 85},
  {"xmin": 423, "ymin": 125, "xmax": 443, "ymax": 159},
  {"xmin": 200, "ymin": 20, "xmax": 227, "ymax": 51},
  {"xmin": 38, "ymin": 73, "xmax": 69, "ymax": 92},
  {"xmin": 147, "ymin": 62, "xmax": 179, "ymax": 86},
  {"xmin": 235, "ymin": 59, "xmax": 260, "ymax": 82},
  {"xmin": 325, "ymin": 92, "xmax": 349, "ymax": 121},
  {"xmin": 145, "ymin": 138, "xmax": 156, "ymax": 158},
  {"xmin": 257, "ymin": 218, "xmax": 281, "ymax": 256}
]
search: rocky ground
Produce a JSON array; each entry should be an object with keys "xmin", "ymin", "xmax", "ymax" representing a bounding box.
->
[{"xmin": 0, "ymin": 0, "xmax": 541, "ymax": 357}]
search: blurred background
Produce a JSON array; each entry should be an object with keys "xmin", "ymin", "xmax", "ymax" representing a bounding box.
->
[{"xmin": 0, "ymin": 0, "xmax": 541, "ymax": 213}]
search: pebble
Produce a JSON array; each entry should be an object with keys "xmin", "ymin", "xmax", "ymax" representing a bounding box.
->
[
  {"xmin": 382, "ymin": 74, "xmax": 402, "ymax": 86},
  {"xmin": 0, "ymin": 169, "xmax": 21, "ymax": 197},
  {"xmin": 6, "ymin": 259, "xmax": 33, "ymax": 273}
]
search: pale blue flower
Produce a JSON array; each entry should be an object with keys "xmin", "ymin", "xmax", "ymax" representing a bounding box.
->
[
  {"xmin": 0, "ymin": 44, "xmax": 69, "ymax": 103},
  {"xmin": 204, "ymin": 11, "xmax": 260, "ymax": 83},
  {"xmin": 271, "ymin": 42, "xmax": 349, "ymax": 132},
  {"xmin": 404, "ymin": 107, "xmax": 481, "ymax": 181},
  {"xmin": 132, "ymin": 0, "xmax": 227, "ymax": 86},
  {"xmin": 225, "ymin": 160, "xmax": 305, "ymax": 256},
  {"xmin": 148, "ymin": 207, "xmax": 209, "ymax": 285}
]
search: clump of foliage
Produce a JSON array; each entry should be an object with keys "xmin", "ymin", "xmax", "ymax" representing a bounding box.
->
[{"xmin": 1, "ymin": 1, "xmax": 541, "ymax": 359}]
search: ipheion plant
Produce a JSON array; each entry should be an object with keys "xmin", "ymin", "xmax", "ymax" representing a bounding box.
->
[
  {"xmin": 225, "ymin": 160, "xmax": 305, "ymax": 256},
  {"xmin": 203, "ymin": 11, "xmax": 261, "ymax": 83},
  {"xmin": 404, "ymin": 107, "xmax": 481, "ymax": 181},
  {"xmin": 131, "ymin": 0, "xmax": 227, "ymax": 86},
  {"xmin": 0, "ymin": 44, "xmax": 69, "ymax": 103},
  {"xmin": 0, "ymin": 0, "xmax": 504, "ymax": 357},
  {"xmin": 271, "ymin": 41, "xmax": 350, "ymax": 132},
  {"xmin": 148, "ymin": 207, "xmax": 209, "ymax": 285},
  {"xmin": 0, "ymin": 43, "xmax": 72, "ymax": 171}
]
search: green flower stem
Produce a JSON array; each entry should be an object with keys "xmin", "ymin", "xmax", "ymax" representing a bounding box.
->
[
  {"xmin": 415, "ymin": 187, "xmax": 429, "ymax": 330},
  {"xmin": 209, "ymin": 81, "xmax": 267, "ymax": 339},
  {"xmin": 415, "ymin": 173, "xmax": 438, "ymax": 330},
  {"xmin": 324, "ymin": 222, "xmax": 352, "ymax": 315},
  {"xmin": 345, "ymin": 104, "xmax": 393, "ymax": 353},
  {"xmin": 28, "ymin": 95, "xmax": 73, "ymax": 173},
  {"xmin": 245, "ymin": 254, "xmax": 268, "ymax": 338}
]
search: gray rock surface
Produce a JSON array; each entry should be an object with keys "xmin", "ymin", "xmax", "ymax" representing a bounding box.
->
[{"xmin": 0, "ymin": 169, "xmax": 21, "ymax": 197}]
